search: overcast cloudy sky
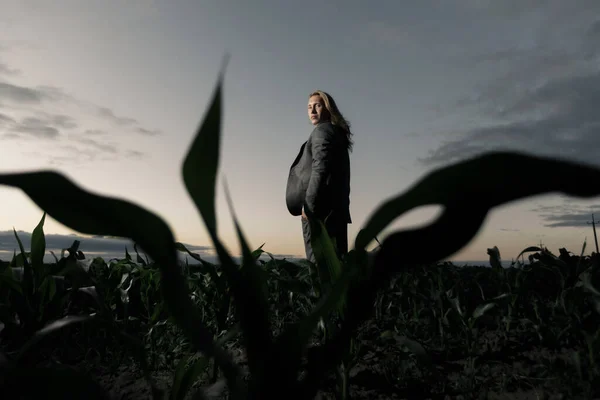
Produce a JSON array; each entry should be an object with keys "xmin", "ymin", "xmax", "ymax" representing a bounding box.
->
[{"xmin": 0, "ymin": 0, "xmax": 599, "ymax": 265}]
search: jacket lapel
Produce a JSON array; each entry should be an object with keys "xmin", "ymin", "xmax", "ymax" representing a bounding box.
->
[{"xmin": 289, "ymin": 141, "xmax": 307, "ymax": 170}]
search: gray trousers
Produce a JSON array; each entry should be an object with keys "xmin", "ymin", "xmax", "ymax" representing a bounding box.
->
[{"xmin": 302, "ymin": 216, "xmax": 348, "ymax": 263}]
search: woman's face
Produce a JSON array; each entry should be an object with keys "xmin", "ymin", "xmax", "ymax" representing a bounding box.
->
[{"xmin": 308, "ymin": 95, "xmax": 330, "ymax": 125}]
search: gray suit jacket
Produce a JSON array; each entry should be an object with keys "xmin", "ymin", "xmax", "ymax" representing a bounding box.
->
[{"xmin": 286, "ymin": 122, "xmax": 352, "ymax": 223}]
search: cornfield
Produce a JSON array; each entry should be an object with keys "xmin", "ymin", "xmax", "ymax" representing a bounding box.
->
[{"xmin": 0, "ymin": 59, "xmax": 599, "ymax": 399}]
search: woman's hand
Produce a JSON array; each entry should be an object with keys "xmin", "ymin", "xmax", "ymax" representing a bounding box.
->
[{"xmin": 302, "ymin": 208, "xmax": 307, "ymax": 219}]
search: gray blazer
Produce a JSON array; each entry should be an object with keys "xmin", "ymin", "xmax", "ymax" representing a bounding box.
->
[{"xmin": 286, "ymin": 122, "xmax": 351, "ymax": 223}]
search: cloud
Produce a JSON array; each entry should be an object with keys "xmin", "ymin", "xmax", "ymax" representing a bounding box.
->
[
  {"xmin": 530, "ymin": 202, "xmax": 581, "ymax": 214},
  {"xmin": 50, "ymin": 141, "xmax": 118, "ymax": 165},
  {"xmin": 47, "ymin": 154, "xmax": 95, "ymax": 166},
  {"xmin": 0, "ymin": 109, "xmax": 154, "ymax": 164},
  {"xmin": 3, "ymin": 132, "xmax": 143, "ymax": 165},
  {"xmin": 420, "ymin": 69, "xmax": 600, "ymax": 166},
  {"xmin": 0, "ymin": 82, "xmax": 49, "ymax": 104},
  {"xmin": 97, "ymin": 107, "xmax": 138, "ymax": 126},
  {"xmin": 0, "ymin": 112, "xmax": 16, "ymax": 125},
  {"xmin": 42, "ymin": 113, "xmax": 78, "ymax": 129},
  {"xmin": 0, "ymin": 112, "xmax": 78, "ymax": 140},
  {"xmin": 461, "ymin": 0, "xmax": 550, "ymax": 17},
  {"xmin": 420, "ymin": 17, "xmax": 600, "ymax": 167},
  {"xmin": 0, "ymin": 82, "xmax": 137, "ymax": 128},
  {"xmin": 14, "ymin": 124, "xmax": 59, "ymax": 139},
  {"xmin": 543, "ymin": 214, "xmax": 593, "ymax": 228},
  {"xmin": 126, "ymin": 150, "xmax": 144, "ymax": 158},
  {"xmin": 0, "ymin": 34, "xmax": 163, "ymax": 155},
  {"xmin": 0, "ymin": 63, "xmax": 20, "ymax": 76},
  {"xmin": 135, "ymin": 127, "xmax": 161, "ymax": 136},
  {"xmin": 84, "ymin": 129, "xmax": 106, "ymax": 135},
  {"xmin": 529, "ymin": 203, "xmax": 600, "ymax": 228},
  {"xmin": 72, "ymin": 137, "xmax": 118, "ymax": 154},
  {"xmin": 0, "ymin": 54, "xmax": 159, "ymax": 160},
  {"xmin": 0, "ymin": 72, "xmax": 161, "ymax": 140}
]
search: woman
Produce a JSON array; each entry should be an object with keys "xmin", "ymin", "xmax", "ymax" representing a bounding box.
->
[{"xmin": 285, "ymin": 90, "xmax": 353, "ymax": 263}]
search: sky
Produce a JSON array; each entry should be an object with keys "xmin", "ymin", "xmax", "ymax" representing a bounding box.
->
[{"xmin": 0, "ymin": 0, "xmax": 599, "ymax": 266}]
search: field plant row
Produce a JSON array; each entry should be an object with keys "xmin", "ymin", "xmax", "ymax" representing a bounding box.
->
[{"xmin": 2, "ymin": 217, "xmax": 599, "ymax": 399}]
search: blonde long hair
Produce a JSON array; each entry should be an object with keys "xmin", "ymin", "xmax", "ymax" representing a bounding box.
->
[{"xmin": 309, "ymin": 90, "xmax": 354, "ymax": 152}]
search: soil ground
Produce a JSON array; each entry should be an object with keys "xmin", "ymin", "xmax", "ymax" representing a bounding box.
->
[{"xmin": 62, "ymin": 317, "xmax": 594, "ymax": 400}]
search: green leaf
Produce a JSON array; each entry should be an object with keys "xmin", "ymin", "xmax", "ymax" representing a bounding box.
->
[
  {"xmin": 175, "ymin": 242, "xmax": 204, "ymax": 264},
  {"xmin": 487, "ymin": 246, "xmax": 502, "ymax": 270},
  {"xmin": 222, "ymin": 177, "xmax": 271, "ymax": 380},
  {"xmin": 77, "ymin": 286, "xmax": 103, "ymax": 310},
  {"xmin": 0, "ymin": 266, "xmax": 22, "ymax": 294},
  {"xmin": 175, "ymin": 242, "xmax": 222, "ymax": 288},
  {"xmin": 490, "ymin": 293, "xmax": 511, "ymax": 302},
  {"xmin": 12, "ymin": 229, "xmax": 32, "ymax": 296},
  {"xmin": 182, "ymin": 54, "xmax": 230, "ymax": 237},
  {"xmin": 177, "ymin": 54, "xmax": 245, "ymax": 396},
  {"xmin": 9, "ymin": 249, "xmax": 16, "ymax": 267},
  {"xmin": 46, "ymin": 276, "xmax": 57, "ymax": 303},
  {"xmin": 273, "ymin": 264, "xmax": 352, "ymax": 386},
  {"xmin": 119, "ymin": 272, "xmax": 131, "ymax": 288},
  {"xmin": 133, "ymin": 242, "xmax": 148, "ymax": 266},
  {"xmin": 575, "ymin": 239, "xmax": 587, "ymax": 276},
  {"xmin": 380, "ymin": 330, "xmax": 394, "ymax": 339},
  {"xmin": 538, "ymin": 264, "xmax": 565, "ymax": 288},
  {"xmin": 55, "ymin": 259, "xmax": 95, "ymax": 290},
  {"xmin": 472, "ymin": 302, "xmax": 495, "ymax": 320},
  {"xmin": 171, "ymin": 354, "xmax": 210, "ymax": 400},
  {"xmin": 538, "ymin": 249, "xmax": 569, "ymax": 270},
  {"xmin": 355, "ymin": 152, "xmax": 600, "ymax": 265},
  {"xmin": 393, "ymin": 335, "xmax": 432, "ymax": 368},
  {"xmin": 450, "ymin": 297, "xmax": 464, "ymax": 318},
  {"xmin": 65, "ymin": 240, "xmax": 81, "ymax": 258},
  {"xmin": 514, "ymin": 246, "xmax": 542, "ymax": 263},
  {"xmin": 49, "ymin": 250, "xmax": 59, "ymax": 264},
  {"xmin": 305, "ymin": 210, "xmax": 345, "ymax": 313},
  {"xmin": 216, "ymin": 324, "xmax": 241, "ymax": 346},
  {"xmin": 15, "ymin": 314, "xmax": 95, "ymax": 364},
  {"xmin": 251, "ymin": 243, "xmax": 266, "ymax": 262},
  {"xmin": 580, "ymin": 271, "xmax": 600, "ymax": 297},
  {"xmin": 30, "ymin": 212, "xmax": 47, "ymax": 279}
]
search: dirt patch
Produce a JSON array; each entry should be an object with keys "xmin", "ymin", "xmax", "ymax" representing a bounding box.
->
[{"xmin": 72, "ymin": 321, "xmax": 594, "ymax": 400}]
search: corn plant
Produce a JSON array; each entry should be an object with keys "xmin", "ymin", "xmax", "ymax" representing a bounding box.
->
[{"xmin": 0, "ymin": 214, "xmax": 102, "ymax": 348}]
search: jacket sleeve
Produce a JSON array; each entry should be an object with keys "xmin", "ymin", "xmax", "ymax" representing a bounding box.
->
[{"xmin": 304, "ymin": 124, "xmax": 335, "ymax": 216}]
